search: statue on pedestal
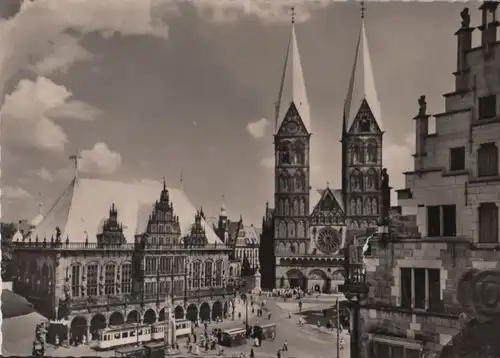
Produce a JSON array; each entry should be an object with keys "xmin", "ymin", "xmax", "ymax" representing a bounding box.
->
[
  {"xmin": 418, "ymin": 95, "xmax": 427, "ymax": 116},
  {"xmin": 164, "ymin": 302, "xmax": 178, "ymax": 355},
  {"xmin": 460, "ymin": 7, "xmax": 470, "ymax": 29}
]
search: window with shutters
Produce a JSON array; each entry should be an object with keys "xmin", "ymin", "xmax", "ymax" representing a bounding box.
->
[
  {"xmin": 400, "ymin": 268, "xmax": 442, "ymax": 312},
  {"xmin": 477, "ymin": 143, "xmax": 498, "ymax": 177},
  {"xmin": 478, "ymin": 95, "xmax": 496, "ymax": 119},
  {"xmin": 478, "ymin": 202, "xmax": 499, "ymax": 243},
  {"xmin": 449, "ymin": 146, "xmax": 465, "ymax": 171}
]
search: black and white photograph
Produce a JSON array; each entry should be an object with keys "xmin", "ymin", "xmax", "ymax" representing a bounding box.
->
[{"xmin": 1, "ymin": 0, "xmax": 500, "ymax": 357}]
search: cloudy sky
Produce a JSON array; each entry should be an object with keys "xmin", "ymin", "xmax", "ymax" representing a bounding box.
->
[{"xmin": 0, "ymin": 0, "xmax": 478, "ymax": 225}]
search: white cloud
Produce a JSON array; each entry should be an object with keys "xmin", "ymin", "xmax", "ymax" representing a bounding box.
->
[
  {"xmin": 0, "ymin": 0, "xmax": 175, "ymax": 102},
  {"xmin": 0, "ymin": 76, "xmax": 100, "ymax": 151},
  {"xmin": 34, "ymin": 167, "xmax": 54, "ymax": 182},
  {"xmin": 195, "ymin": 1, "xmax": 329, "ymax": 24},
  {"xmin": 28, "ymin": 33, "xmax": 93, "ymax": 76},
  {"xmin": 247, "ymin": 117, "xmax": 270, "ymax": 139},
  {"xmin": 260, "ymin": 156, "xmax": 275, "ymax": 169},
  {"xmin": 79, "ymin": 142, "xmax": 122, "ymax": 175},
  {"xmin": 3, "ymin": 186, "xmax": 31, "ymax": 200}
]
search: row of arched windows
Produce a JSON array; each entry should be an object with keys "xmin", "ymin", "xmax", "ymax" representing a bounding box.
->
[
  {"xmin": 189, "ymin": 260, "xmax": 223, "ymax": 289},
  {"xmin": 278, "ymin": 140, "xmax": 306, "ymax": 166},
  {"xmin": 278, "ymin": 171, "xmax": 306, "ymax": 192},
  {"xmin": 275, "ymin": 241, "xmax": 307, "ymax": 255},
  {"xmin": 348, "ymin": 139, "xmax": 379, "ymax": 165},
  {"xmin": 70, "ymin": 262, "xmax": 132, "ymax": 298},
  {"xmin": 15, "ymin": 261, "xmax": 53, "ymax": 296},
  {"xmin": 311, "ymin": 213, "xmax": 343, "ymax": 225},
  {"xmin": 350, "ymin": 220, "xmax": 378, "ymax": 229},
  {"xmin": 277, "ymin": 197, "xmax": 307, "ymax": 216},
  {"xmin": 349, "ymin": 196, "xmax": 379, "ymax": 216},
  {"xmin": 349, "ymin": 168, "xmax": 379, "ymax": 192},
  {"xmin": 145, "ymin": 256, "xmax": 185, "ymax": 275},
  {"xmin": 276, "ymin": 220, "xmax": 306, "ymax": 238}
]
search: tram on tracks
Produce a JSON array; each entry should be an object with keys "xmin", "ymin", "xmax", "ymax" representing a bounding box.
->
[{"xmin": 99, "ymin": 319, "xmax": 192, "ymax": 350}]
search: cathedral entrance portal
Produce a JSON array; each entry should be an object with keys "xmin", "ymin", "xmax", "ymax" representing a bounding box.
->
[
  {"xmin": 308, "ymin": 269, "xmax": 330, "ymax": 293},
  {"xmin": 286, "ymin": 269, "xmax": 306, "ymax": 290}
]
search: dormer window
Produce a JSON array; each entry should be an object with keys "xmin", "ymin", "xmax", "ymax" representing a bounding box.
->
[
  {"xmin": 151, "ymin": 224, "xmax": 157, "ymax": 233},
  {"xmin": 359, "ymin": 116, "xmax": 370, "ymax": 132}
]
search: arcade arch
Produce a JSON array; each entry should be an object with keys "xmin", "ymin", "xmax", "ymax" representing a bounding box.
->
[
  {"xmin": 187, "ymin": 304, "xmax": 198, "ymax": 322},
  {"xmin": 109, "ymin": 312, "xmax": 124, "ymax": 326},
  {"xmin": 212, "ymin": 301, "xmax": 223, "ymax": 321},
  {"xmin": 200, "ymin": 302, "xmax": 211, "ymax": 322}
]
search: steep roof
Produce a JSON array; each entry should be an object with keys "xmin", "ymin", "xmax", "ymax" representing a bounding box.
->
[
  {"xmin": 234, "ymin": 224, "xmax": 260, "ymax": 247},
  {"xmin": 28, "ymin": 177, "xmax": 222, "ymax": 244},
  {"xmin": 275, "ymin": 20, "xmax": 311, "ymax": 134},
  {"xmin": 344, "ymin": 17, "xmax": 382, "ymax": 132}
]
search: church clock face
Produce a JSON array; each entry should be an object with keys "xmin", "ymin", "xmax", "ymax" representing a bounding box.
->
[
  {"xmin": 316, "ymin": 227, "xmax": 341, "ymax": 254},
  {"xmin": 287, "ymin": 122, "xmax": 298, "ymax": 134}
]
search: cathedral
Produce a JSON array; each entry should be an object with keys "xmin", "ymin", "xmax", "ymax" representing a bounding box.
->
[{"xmin": 260, "ymin": 8, "xmax": 385, "ymax": 291}]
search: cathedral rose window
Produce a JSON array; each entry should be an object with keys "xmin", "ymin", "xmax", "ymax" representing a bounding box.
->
[{"xmin": 315, "ymin": 227, "xmax": 341, "ymax": 254}]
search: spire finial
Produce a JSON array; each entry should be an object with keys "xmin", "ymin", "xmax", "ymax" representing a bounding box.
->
[
  {"xmin": 361, "ymin": 1, "xmax": 365, "ymax": 19},
  {"xmin": 291, "ymin": 6, "xmax": 295, "ymax": 24},
  {"xmin": 162, "ymin": 176, "xmax": 166, "ymax": 190},
  {"xmin": 69, "ymin": 153, "xmax": 82, "ymax": 179}
]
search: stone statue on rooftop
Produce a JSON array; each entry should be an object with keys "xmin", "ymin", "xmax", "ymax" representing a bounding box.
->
[
  {"xmin": 460, "ymin": 7, "xmax": 470, "ymax": 28},
  {"xmin": 418, "ymin": 95, "xmax": 427, "ymax": 116}
]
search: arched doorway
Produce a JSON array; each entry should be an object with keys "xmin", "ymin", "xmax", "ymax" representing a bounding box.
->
[
  {"xmin": 174, "ymin": 305, "xmax": 184, "ymax": 319},
  {"xmin": 286, "ymin": 269, "xmax": 306, "ymax": 290},
  {"xmin": 186, "ymin": 304, "xmax": 198, "ymax": 322},
  {"xmin": 308, "ymin": 269, "xmax": 329, "ymax": 293},
  {"xmin": 126, "ymin": 310, "xmax": 140, "ymax": 324},
  {"xmin": 90, "ymin": 314, "xmax": 106, "ymax": 340},
  {"xmin": 70, "ymin": 316, "xmax": 87, "ymax": 344},
  {"xmin": 212, "ymin": 301, "xmax": 223, "ymax": 321},
  {"xmin": 158, "ymin": 308, "xmax": 165, "ymax": 322},
  {"xmin": 199, "ymin": 302, "xmax": 211, "ymax": 322},
  {"xmin": 109, "ymin": 312, "xmax": 125, "ymax": 326},
  {"xmin": 143, "ymin": 309, "xmax": 156, "ymax": 324}
]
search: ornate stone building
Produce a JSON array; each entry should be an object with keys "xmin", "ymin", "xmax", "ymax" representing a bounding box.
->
[
  {"xmin": 358, "ymin": 4, "xmax": 500, "ymax": 358},
  {"xmin": 10, "ymin": 176, "xmax": 234, "ymax": 345},
  {"xmin": 260, "ymin": 9, "xmax": 383, "ymax": 291},
  {"xmin": 209, "ymin": 206, "xmax": 260, "ymax": 279}
]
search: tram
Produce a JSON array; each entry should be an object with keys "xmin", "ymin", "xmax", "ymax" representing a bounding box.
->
[
  {"xmin": 150, "ymin": 319, "xmax": 191, "ymax": 340},
  {"xmin": 101, "ymin": 319, "xmax": 192, "ymax": 350}
]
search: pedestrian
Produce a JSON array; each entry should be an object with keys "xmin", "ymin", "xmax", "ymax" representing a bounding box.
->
[
  {"xmin": 288, "ymin": 311, "xmax": 292, "ymax": 319},
  {"xmin": 283, "ymin": 340, "xmax": 288, "ymax": 351},
  {"xmin": 250, "ymin": 348, "xmax": 255, "ymax": 357},
  {"xmin": 252, "ymin": 307, "xmax": 255, "ymax": 315},
  {"xmin": 277, "ymin": 349, "xmax": 282, "ymax": 358}
]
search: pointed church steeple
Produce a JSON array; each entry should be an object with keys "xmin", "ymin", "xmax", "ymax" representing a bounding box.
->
[
  {"xmin": 344, "ymin": 2, "xmax": 382, "ymax": 132},
  {"xmin": 274, "ymin": 7, "xmax": 311, "ymax": 134}
]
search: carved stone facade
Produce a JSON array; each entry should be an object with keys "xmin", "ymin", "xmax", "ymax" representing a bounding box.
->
[
  {"xmin": 10, "ymin": 182, "xmax": 234, "ymax": 345},
  {"xmin": 361, "ymin": 5, "xmax": 500, "ymax": 358}
]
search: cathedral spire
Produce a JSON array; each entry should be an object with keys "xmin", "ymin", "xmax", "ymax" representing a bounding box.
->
[
  {"xmin": 274, "ymin": 6, "xmax": 311, "ymax": 134},
  {"xmin": 343, "ymin": 2, "xmax": 382, "ymax": 131}
]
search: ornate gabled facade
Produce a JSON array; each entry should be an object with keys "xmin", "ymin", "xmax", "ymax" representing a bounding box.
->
[
  {"xmin": 9, "ymin": 176, "xmax": 234, "ymax": 347},
  {"xmin": 358, "ymin": 4, "xmax": 500, "ymax": 358},
  {"xmin": 209, "ymin": 206, "xmax": 260, "ymax": 280}
]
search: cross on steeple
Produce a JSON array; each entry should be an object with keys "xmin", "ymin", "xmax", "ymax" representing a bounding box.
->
[
  {"xmin": 361, "ymin": 1, "xmax": 365, "ymax": 19},
  {"xmin": 291, "ymin": 6, "xmax": 295, "ymax": 24},
  {"xmin": 180, "ymin": 168, "xmax": 184, "ymax": 192},
  {"xmin": 68, "ymin": 153, "xmax": 82, "ymax": 179}
]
